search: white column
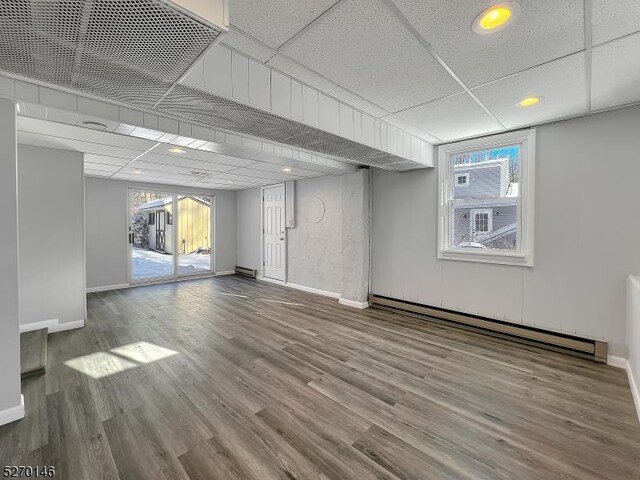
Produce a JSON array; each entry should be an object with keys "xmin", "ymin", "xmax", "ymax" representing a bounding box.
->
[{"xmin": 0, "ymin": 97, "xmax": 23, "ymax": 426}]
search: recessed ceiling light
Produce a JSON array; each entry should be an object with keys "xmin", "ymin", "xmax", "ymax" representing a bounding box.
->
[
  {"xmin": 283, "ymin": 167, "xmax": 292, "ymax": 172},
  {"xmin": 226, "ymin": 181, "xmax": 234, "ymax": 184},
  {"xmin": 132, "ymin": 170, "xmax": 144, "ymax": 174},
  {"xmin": 517, "ymin": 96, "xmax": 543, "ymax": 108},
  {"xmin": 168, "ymin": 147, "xmax": 186, "ymax": 154},
  {"xmin": 82, "ymin": 121, "xmax": 108, "ymax": 130},
  {"xmin": 472, "ymin": 2, "xmax": 520, "ymax": 34}
]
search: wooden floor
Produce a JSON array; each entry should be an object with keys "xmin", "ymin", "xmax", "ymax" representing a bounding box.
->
[{"xmin": 1, "ymin": 275, "xmax": 639, "ymax": 479}]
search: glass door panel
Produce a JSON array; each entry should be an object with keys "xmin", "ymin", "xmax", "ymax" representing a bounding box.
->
[
  {"xmin": 177, "ymin": 195, "xmax": 212, "ymax": 276},
  {"xmin": 130, "ymin": 189, "xmax": 176, "ymax": 281}
]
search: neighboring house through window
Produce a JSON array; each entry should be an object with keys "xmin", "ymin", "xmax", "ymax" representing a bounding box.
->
[{"xmin": 438, "ymin": 129, "xmax": 535, "ymax": 266}]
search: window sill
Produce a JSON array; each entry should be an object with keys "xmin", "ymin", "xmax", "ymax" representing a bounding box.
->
[{"xmin": 439, "ymin": 248, "xmax": 533, "ymax": 267}]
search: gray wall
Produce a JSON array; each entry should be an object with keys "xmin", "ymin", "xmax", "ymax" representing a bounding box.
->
[
  {"xmin": 85, "ymin": 177, "xmax": 236, "ymax": 289},
  {"xmin": 18, "ymin": 145, "xmax": 85, "ymax": 328},
  {"xmin": 0, "ymin": 98, "xmax": 21, "ymax": 417},
  {"xmin": 236, "ymin": 171, "xmax": 370, "ymax": 302},
  {"xmin": 371, "ymin": 104, "xmax": 640, "ymax": 357},
  {"xmin": 236, "ymin": 187, "xmax": 262, "ymax": 275}
]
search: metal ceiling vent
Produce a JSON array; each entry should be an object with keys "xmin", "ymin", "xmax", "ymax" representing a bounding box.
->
[
  {"xmin": 0, "ymin": 0, "xmax": 228, "ymax": 107},
  {"xmin": 156, "ymin": 84, "xmax": 421, "ymax": 170}
]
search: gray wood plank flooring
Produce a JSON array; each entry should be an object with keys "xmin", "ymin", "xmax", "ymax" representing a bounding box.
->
[{"xmin": 1, "ymin": 275, "xmax": 639, "ymax": 479}]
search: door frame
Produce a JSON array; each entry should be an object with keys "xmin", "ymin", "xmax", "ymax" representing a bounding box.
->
[
  {"xmin": 260, "ymin": 183, "xmax": 287, "ymax": 284},
  {"xmin": 127, "ymin": 187, "xmax": 216, "ymax": 286}
]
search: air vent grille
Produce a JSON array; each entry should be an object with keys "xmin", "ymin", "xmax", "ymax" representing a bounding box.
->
[
  {"xmin": 0, "ymin": 0, "xmax": 222, "ymax": 107},
  {"xmin": 157, "ymin": 84, "xmax": 421, "ymax": 170}
]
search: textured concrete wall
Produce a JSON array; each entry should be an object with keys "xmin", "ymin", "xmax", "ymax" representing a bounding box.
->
[
  {"xmin": 341, "ymin": 170, "xmax": 370, "ymax": 302},
  {"xmin": 287, "ymin": 175, "xmax": 343, "ymax": 293}
]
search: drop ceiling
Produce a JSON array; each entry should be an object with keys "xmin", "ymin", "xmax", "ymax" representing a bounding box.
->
[
  {"xmin": 17, "ymin": 116, "xmax": 346, "ymax": 189},
  {"xmin": 221, "ymin": 0, "xmax": 640, "ymax": 143}
]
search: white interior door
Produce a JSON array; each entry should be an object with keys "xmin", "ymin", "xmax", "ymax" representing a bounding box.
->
[{"xmin": 263, "ymin": 184, "xmax": 286, "ymax": 281}]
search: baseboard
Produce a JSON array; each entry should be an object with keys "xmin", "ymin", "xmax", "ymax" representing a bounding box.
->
[
  {"xmin": 19, "ymin": 319, "xmax": 58, "ymax": 333},
  {"xmin": 607, "ymin": 355, "xmax": 628, "ymax": 369},
  {"xmin": 286, "ymin": 282, "xmax": 341, "ymax": 299},
  {"xmin": 49, "ymin": 320, "xmax": 85, "ymax": 333},
  {"xmin": 0, "ymin": 395, "xmax": 24, "ymax": 427},
  {"xmin": 628, "ymin": 362, "xmax": 640, "ymax": 424},
  {"xmin": 608, "ymin": 356, "xmax": 640, "ymax": 424},
  {"xmin": 86, "ymin": 283, "xmax": 129, "ymax": 293},
  {"xmin": 215, "ymin": 270, "xmax": 235, "ymax": 276},
  {"xmin": 258, "ymin": 276, "xmax": 286, "ymax": 286},
  {"xmin": 339, "ymin": 298, "xmax": 369, "ymax": 309}
]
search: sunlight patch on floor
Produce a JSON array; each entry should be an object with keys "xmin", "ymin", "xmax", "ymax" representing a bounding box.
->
[
  {"xmin": 110, "ymin": 341, "xmax": 179, "ymax": 364},
  {"xmin": 64, "ymin": 352, "xmax": 138, "ymax": 379}
]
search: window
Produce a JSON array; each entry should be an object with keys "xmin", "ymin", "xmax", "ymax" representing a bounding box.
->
[
  {"xmin": 438, "ymin": 129, "xmax": 535, "ymax": 266},
  {"xmin": 471, "ymin": 209, "xmax": 492, "ymax": 233},
  {"xmin": 456, "ymin": 173, "xmax": 469, "ymax": 186},
  {"xmin": 148, "ymin": 212, "xmax": 155, "ymax": 225}
]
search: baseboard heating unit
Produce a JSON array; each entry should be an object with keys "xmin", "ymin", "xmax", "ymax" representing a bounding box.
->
[
  {"xmin": 235, "ymin": 266, "xmax": 257, "ymax": 278},
  {"xmin": 368, "ymin": 294, "xmax": 607, "ymax": 363}
]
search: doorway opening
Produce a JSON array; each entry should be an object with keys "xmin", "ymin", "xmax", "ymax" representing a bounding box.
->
[{"xmin": 129, "ymin": 189, "xmax": 214, "ymax": 283}]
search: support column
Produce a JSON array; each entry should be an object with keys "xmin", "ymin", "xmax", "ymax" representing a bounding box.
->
[
  {"xmin": 340, "ymin": 169, "xmax": 370, "ymax": 306},
  {"xmin": 0, "ymin": 97, "xmax": 23, "ymax": 426}
]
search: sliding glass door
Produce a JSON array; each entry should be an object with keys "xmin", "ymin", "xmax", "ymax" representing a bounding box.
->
[{"xmin": 128, "ymin": 189, "xmax": 213, "ymax": 284}]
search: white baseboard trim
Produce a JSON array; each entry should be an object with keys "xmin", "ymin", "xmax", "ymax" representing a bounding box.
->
[
  {"xmin": 86, "ymin": 283, "xmax": 129, "ymax": 293},
  {"xmin": 0, "ymin": 395, "xmax": 24, "ymax": 427},
  {"xmin": 286, "ymin": 282, "xmax": 341, "ymax": 299},
  {"xmin": 628, "ymin": 362, "xmax": 640, "ymax": 423},
  {"xmin": 608, "ymin": 356, "xmax": 640, "ymax": 423},
  {"xmin": 19, "ymin": 319, "xmax": 58, "ymax": 333},
  {"xmin": 339, "ymin": 298, "xmax": 370, "ymax": 309},
  {"xmin": 215, "ymin": 270, "xmax": 235, "ymax": 276},
  {"xmin": 607, "ymin": 355, "xmax": 628, "ymax": 369},
  {"xmin": 49, "ymin": 320, "xmax": 85, "ymax": 333},
  {"xmin": 258, "ymin": 276, "xmax": 286, "ymax": 286}
]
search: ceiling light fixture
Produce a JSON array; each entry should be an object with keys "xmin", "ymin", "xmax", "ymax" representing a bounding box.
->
[
  {"xmin": 283, "ymin": 167, "xmax": 292, "ymax": 172},
  {"xmin": 226, "ymin": 181, "xmax": 234, "ymax": 184},
  {"xmin": 168, "ymin": 147, "xmax": 186, "ymax": 154},
  {"xmin": 82, "ymin": 121, "xmax": 108, "ymax": 130},
  {"xmin": 517, "ymin": 96, "xmax": 543, "ymax": 107},
  {"xmin": 472, "ymin": 2, "xmax": 520, "ymax": 34},
  {"xmin": 132, "ymin": 170, "xmax": 144, "ymax": 174}
]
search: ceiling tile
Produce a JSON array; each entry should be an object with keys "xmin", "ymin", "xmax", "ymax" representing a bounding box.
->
[
  {"xmin": 387, "ymin": 92, "xmax": 503, "ymax": 142},
  {"xmin": 392, "ymin": 0, "xmax": 584, "ymax": 87},
  {"xmin": 221, "ymin": 28, "xmax": 275, "ymax": 62},
  {"xmin": 591, "ymin": 33, "xmax": 640, "ymax": 110},
  {"xmin": 267, "ymin": 54, "xmax": 389, "ymax": 117},
  {"xmin": 84, "ymin": 154, "xmax": 131, "ymax": 166},
  {"xmin": 228, "ymin": 0, "xmax": 337, "ymax": 48},
  {"xmin": 84, "ymin": 162, "xmax": 121, "ymax": 173},
  {"xmin": 592, "ymin": 0, "xmax": 640, "ymax": 45},
  {"xmin": 280, "ymin": 0, "xmax": 462, "ymax": 112},
  {"xmin": 473, "ymin": 53, "xmax": 587, "ymax": 129}
]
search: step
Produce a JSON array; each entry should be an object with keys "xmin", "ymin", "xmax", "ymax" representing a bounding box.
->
[{"xmin": 20, "ymin": 328, "xmax": 48, "ymax": 379}]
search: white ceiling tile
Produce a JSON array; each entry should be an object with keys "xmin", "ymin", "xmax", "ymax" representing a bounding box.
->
[
  {"xmin": 473, "ymin": 53, "xmax": 587, "ymax": 129},
  {"xmin": 84, "ymin": 162, "xmax": 121, "ymax": 173},
  {"xmin": 281, "ymin": 0, "xmax": 461, "ymax": 112},
  {"xmin": 392, "ymin": 0, "xmax": 584, "ymax": 87},
  {"xmin": 84, "ymin": 154, "xmax": 131, "ymax": 166},
  {"xmin": 267, "ymin": 54, "xmax": 389, "ymax": 118},
  {"xmin": 221, "ymin": 28, "xmax": 275, "ymax": 62},
  {"xmin": 228, "ymin": 0, "xmax": 337, "ymax": 48},
  {"xmin": 591, "ymin": 33, "xmax": 640, "ymax": 110},
  {"xmin": 592, "ymin": 0, "xmax": 640, "ymax": 45},
  {"xmin": 84, "ymin": 170, "xmax": 113, "ymax": 178},
  {"xmin": 388, "ymin": 92, "xmax": 503, "ymax": 142}
]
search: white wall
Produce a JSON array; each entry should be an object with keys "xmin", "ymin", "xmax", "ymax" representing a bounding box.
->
[
  {"xmin": 18, "ymin": 145, "xmax": 85, "ymax": 329},
  {"xmin": 627, "ymin": 276, "xmax": 640, "ymax": 420},
  {"xmin": 371, "ymin": 104, "xmax": 640, "ymax": 357},
  {"xmin": 236, "ymin": 187, "xmax": 262, "ymax": 275},
  {"xmin": 85, "ymin": 177, "xmax": 236, "ymax": 289},
  {"xmin": 236, "ymin": 171, "xmax": 369, "ymax": 302},
  {"xmin": 0, "ymin": 98, "xmax": 22, "ymax": 423}
]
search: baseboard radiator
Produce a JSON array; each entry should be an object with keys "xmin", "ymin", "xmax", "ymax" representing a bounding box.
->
[
  {"xmin": 369, "ymin": 294, "xmax": 608, "ymax": 363},
  {"xmin": 235, "ymin": 266, "xmax": 257, "ymax": 278}
]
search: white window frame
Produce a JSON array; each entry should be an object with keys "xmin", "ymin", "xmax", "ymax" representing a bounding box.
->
[
  {"xmin": 455, "ymin": 173, "xmax": 469, "ymax": 186},
  {"xmin": 470, "ymin": 208, "xmax": 493, "ymax": 234},
  {"xmin": 438, "ymin": 129, "xmax": 535, "ymax": 267}
]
